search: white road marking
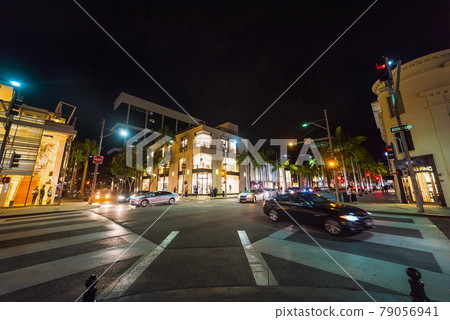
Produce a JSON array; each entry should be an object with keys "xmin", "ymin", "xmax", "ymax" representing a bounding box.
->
[
  {"xmin": 251, "ymin": 233, "xmax": 450, "ymax": 301},
  {"xmin": 0, "ymin": 212, "xmax": 87, "ymax": 224},
  {"xmin": 0, "ymin": 239, "xmax": 157, "ymax": 296},
  {"xmin": 0, "ymin": 216, "xmax": 102, "ymax": 231},
  {"xmin": 0, "ymin": 221, "xmax": 107, "ymax": 241},
  {"xmin": 238, "ymin": 230, "xmax": 278, "ymax": 286},
  {"xmin": 98, "ymin": 231, "xmax": 179, "ymax": 300}
]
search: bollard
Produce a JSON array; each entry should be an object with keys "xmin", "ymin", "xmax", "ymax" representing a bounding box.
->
[
  {"xmin": 82, "ymin": 274, "xmax": 98, "ymax": 302},
  {"xmin": 406, "ymin": 267, "xmax": 430, "ymax": 302}
]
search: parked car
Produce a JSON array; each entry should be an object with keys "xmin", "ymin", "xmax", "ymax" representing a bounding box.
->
[
  {"xmin": 238, "ymin": 189, "xmax": 265, "ymax": 203},
  {"xmin": 285, "ymin": 187, "xmax": 301, "ymax": 194},
  {"xmin": 263, "ymin": 188, "xmax": 278, "ymax": 199},
  {"xmin": 118, "ymin": 192, "xmax": 132, "ymax": 203},
  {"xmin": 131, "ymin": 190, "xmax": 150, "ymax": 198},
  {"xmin": 130, "ymin": 191, "xmax": 179, "ymax": 207},
  {"xmin": 93, "ymin": 190, "xmax": 112, "ymax": 202},
  {"xmin": 262, "ymin": 193, "xmax": 374, "ymax": 235}
]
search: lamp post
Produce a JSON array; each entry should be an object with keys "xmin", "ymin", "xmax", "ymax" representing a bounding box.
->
[
  {"xmin": 302, "ymin": 109, "xmax": 340, "ymax": 202},
  {"xmin": 88, "ymin": 119, "xmax": 127, "ymax": 204}
]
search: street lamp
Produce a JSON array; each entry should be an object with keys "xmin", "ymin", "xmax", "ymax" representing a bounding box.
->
[
  {"xmin": 88, "ymin": 119, "xmax": 128, "ymax": 204},
  {"xmin": 302, "ymin": 109, "xmax": 340, "ymax": 202},
  {"xmin": 9, "ymin": 81, "xmax": 21, "ymax": 87}
]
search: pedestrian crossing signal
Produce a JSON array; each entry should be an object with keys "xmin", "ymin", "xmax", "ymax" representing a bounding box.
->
[
  {"xmin": 386, "ymin": 144, "xmax": 396, "ymax": 160},
  {"xmin": 1, "ymin": 176, "xmax": 11, "ymax": 184},
  {"xmin": 221, "ymin": 170, "xmax": 226, "ymax": 176}
]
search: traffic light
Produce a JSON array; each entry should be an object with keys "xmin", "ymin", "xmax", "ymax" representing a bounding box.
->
[
  {"xmin": 375, "ymin": 176, "xmax": 380, "ymax": 181},
  {"xmin": 366, "ymin": 173, "xmax": 370, "ymax": 177},
  {"xmin": 221, "ymin": 170, "xmax": 226, "ymax": 177},
  {"xmin": 1, "ymin": 176, "xmax": 11, "ymax": 184},
  {"xmin": 337, "ymin": 176, "xmax": 342, "ymax": 181},
  {"xmin": 386, "ymin": 144, "xmax": 396, "ymax": 160},
  {"xmin": 9, "ymin": 151, "xmax": 21, "ymax": 168},
  {"xmin": 376, "ymin": 58, "xmax": 393, "ymax": 82}
]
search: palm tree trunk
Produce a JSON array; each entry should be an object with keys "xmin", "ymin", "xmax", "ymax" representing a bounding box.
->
[
  {"xmin": 350, "ymin": 156, "xmax": 359, "ymax": 194},
  {"xmin": 69, "ymin": 165, "xmax": 78, "ymax": 198},
  {"xmin": 340, "ymin": 154, "xmax": 348, "ymax": 188},
  {"xmin": 80, "ymin": 158, "xmax": 89, "ymax": 198},
  {"xmin": 357, "ymin": 162, "xmax": 364, "ymax": 192}
]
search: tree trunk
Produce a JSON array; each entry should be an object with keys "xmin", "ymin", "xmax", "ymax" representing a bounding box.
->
[
  {"xmin": 340, "ymin": 154, "xmax": 348, "ymax": 188},
  {"xmin": 350, "ymin": 156, "xmax": 359, "ymax": 194},
  {"xmin": 357, "ymin": 162, "xmax": 364, "ymax": 192},
  {"xmin": 79, "ymin": 158, "xmax": 89, "ymax": 198},
  {"xmin": 69, "ymin": 165, "xmax": 78, "ymax": 198}
]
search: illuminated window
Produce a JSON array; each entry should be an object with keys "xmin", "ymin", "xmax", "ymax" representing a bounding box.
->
[
  {"xmin": 194, "ymin": 131, "xmax": 211, "ymax": 148},
  {"xmin": 223, "ymin": 157, "xmax": 237, "ymax": 172},
  {"xmin": 193, "ymin": 153, "xmax": 212, "ymax": 169},
  {"xmin": 181, "ymin": 137, "xmax": 188, "ymax": 148},
  {"xmin": 229, "ymin": 139, "xmax": 237, "ymax": 154}
]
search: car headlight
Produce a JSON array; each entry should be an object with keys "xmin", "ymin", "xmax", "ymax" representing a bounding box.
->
[
  {"xmin": 119, "ymin": 196, "xmax": 125, "ymax": 200},
  {"xmin": 340, "ymin": 215, "xmax": 359, "ymax": 221},
  {"xmin": 95, "ymin": 195, "xmax": 100, "ymax": 199},
  {"xmin": 105, "ymin": 194, "xmax": 110, "ymax": 199}
]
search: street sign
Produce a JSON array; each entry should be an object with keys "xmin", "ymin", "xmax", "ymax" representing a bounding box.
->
[
  {"xmin": 304, "ymin": 138, "xmax": 312, "ymax": 145},
  {"xmin": 93, "ymin": 155, "xmax": 104, "ymax": 164},
  {"xmin": 182, "ymin": 163, "xmax": 187, "ymax": 169},
  {"xmin": 390, "ymin": 124, "xmax": 415, "ymax": 133},
  {"xmin": 315, "ymin": 141, "xmax": 329, "ymax": 148}
]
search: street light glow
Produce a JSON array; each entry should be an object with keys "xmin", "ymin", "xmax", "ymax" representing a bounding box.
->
[
  {"xmin": 9, "ymin": 81, "xmax": 21, "ymax": 87},
  {"xmin": 302, "ymin": 123, "xmax": 308, "ymax": 127},
  {"xmin": 119, "ymin": 129, "xmax": 128, "ymax": 137}
]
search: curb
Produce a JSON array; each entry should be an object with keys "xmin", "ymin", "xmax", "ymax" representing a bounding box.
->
[{"xmin": 370, "ymin": 210, "xmax": 450, "ymax": 219}]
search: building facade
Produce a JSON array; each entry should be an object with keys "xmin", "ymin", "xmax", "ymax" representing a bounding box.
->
[
  {"xmin": 371, "ymin": 49, "xmax": 450, "ymax": 207},
  {"xmin": 0, "ymin": 83, "xmax": 77, "ymax": 207}
]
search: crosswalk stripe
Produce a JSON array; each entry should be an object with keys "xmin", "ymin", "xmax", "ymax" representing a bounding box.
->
[
  {"xmin": 251, "ymin": 235, "xmax": 450, "ymax": 302},
  {"xmin": 0, "ymin": 216, "xmax": 102, "ymax": 231},
  {"xmin": 0, "ymin": 229, "xmax": 132, "ymax": 260},
  {"xmin": 0, "ymin": 221, "xmax": 108, "ymax": 242},
  {"xmin": 0, "ymin": 240, "xmax": 156, "ymax": 296},
  {"xmin": 238, "ymin": 230, "xmax": 278, "ymax": 286},
  {"xmin": 0, "ymin": 212, "xmax": 88, "ymax": 225},
  {"xmin": 98, "ymin": 231, "xmax": 179, "ymax": 300}
]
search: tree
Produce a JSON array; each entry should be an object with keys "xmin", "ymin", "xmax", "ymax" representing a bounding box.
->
[
  {"xmin": 110, "ymin": 152, "xmax": 139, "ymax": 192},
  {"xmin": 68, "ymin": 141, "xmax": 85, "ymax": 197},
  {"xmin": 79, "ymin": 139, "xmax": 98, "ymax": 198},
  {"xmin": 237, "ymin": 150, "xmax": 261, "ymax": 190}
]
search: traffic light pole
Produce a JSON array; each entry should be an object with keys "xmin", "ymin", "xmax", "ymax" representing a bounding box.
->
[
  {"xmin": 324, "ymin": 109, "xmax": 340, "ymax": 203},
  {"xmin": 386, "ymin": 58, "xmax": 424, "ymax": 212},
  {"xmin": 89, "ymin": 119, "xmax": 105, "ymax": 205}
]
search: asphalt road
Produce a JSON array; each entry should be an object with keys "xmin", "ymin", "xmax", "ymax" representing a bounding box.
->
[{"xmin": 0, "ymin": 197, "xmax": 449, "ymax": 302}]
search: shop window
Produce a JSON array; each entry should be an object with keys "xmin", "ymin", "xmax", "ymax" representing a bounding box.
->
[
  {"xmin": 223, "ymin": 157, "xmax": 237, "ymax": 172},
  {"xmin": 194, "ymin": 132, "xmax": 211, "ymax": 147},
  {"xmin": 193, "ymin": 153, "xmax": 211, "ymax": 169},
  {"xmin": 229, "ymin": 139, "xmax": 237, "ymax": 154}
]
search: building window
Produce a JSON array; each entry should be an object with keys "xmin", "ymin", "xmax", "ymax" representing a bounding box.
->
[
  {"xmin": 221, "ymin": 137, "xmax": 229, "ymax": 151},
  {"xmin": 194, "ymin": 131, "xmax": 211, "ymax": 148},
  {"xmin": 193, "ymin": 153, "xmax": 212, "ymax": 169},
  {"xmin": 181, "ymin": 137, "xmax": 188, "ymax": 148},
  {"xmin": 223, "ymin": 157, "xmax": 237, "ymax": 172},
  {"xmin": 386, "ymin": 95, "xmax": 405, "ymax": 118},
  {"xmin": 161, "ymin": 147, "xmax": 165, "ymax": 158},
  {"xmin": 179, "ymin": 157, "xmax": 186, "ymax": 171},
  {"xmin": 395, "ymin": 131, "xmax": 415, "ymax": 151},
  {"xmin": 229, "ymin": 139, "xmax": 237, "ymax": 154}
]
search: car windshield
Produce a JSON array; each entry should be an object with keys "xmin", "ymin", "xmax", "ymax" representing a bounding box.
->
[
  {"xmin": 244, "ymin": 189, "xmax": 260, "ymax": 193},
  {"xmin": 301, "ymin": 194, "xmax": 332, "ymax": 204}
]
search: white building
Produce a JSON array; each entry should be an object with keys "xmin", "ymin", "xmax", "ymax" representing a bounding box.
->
[{"xmin": 371, "ymin": 49, "xmax": 450, "ymax": 207}]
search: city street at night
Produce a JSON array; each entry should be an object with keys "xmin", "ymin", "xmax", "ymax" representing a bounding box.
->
[{"xmin": 1, "ymin": 192, "xmax": 449, "ymax": 302}]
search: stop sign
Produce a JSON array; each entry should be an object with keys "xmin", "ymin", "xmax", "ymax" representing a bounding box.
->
[
  {"xmin": 93, "ymin": 155, "xmax": 103, "ymax": 164},
  {"xmin": 182, "ymin": 163, "xmax": 187, "ymax": 169}
]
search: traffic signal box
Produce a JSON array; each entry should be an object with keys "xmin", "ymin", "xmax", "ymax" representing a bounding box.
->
[
  {"xmin": 386, "ymin": 144, "xmax": 396, "ymax": 160},
  {"xmin": 1, "ymin": 176, "xmax": 11, "ymax": 184},
  {"xmin": 376, "ymin": 58, "xmax": 393, "ymax": 83},
  {"xmin": 9, "ymin": 151, "xmax": 21, "ymax": 168},
  {"xmin": 221, "ymin": 170, "xmax": 226, "ymax": 177}
]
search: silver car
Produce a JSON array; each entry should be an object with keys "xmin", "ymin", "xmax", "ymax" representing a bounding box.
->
[
  {"xmin": 263, "ymin": 188, "xmax": 278, "ymax": 199},
  {"xmin": 238, "ymin": 189, "xmax": 265, "ymax": 203},
  {"xmin": 131, "ymin": 191, "xmax": 180, "ymax": 207}
]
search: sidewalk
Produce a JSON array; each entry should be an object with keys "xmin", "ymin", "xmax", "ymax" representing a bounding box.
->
[
  {"xmin": 0, "ymin": 201, "xmax": 101, "ymax": 219},
  {"xmin": 319, "ymin": 190, "xmax": 450, "ymax": 218}
]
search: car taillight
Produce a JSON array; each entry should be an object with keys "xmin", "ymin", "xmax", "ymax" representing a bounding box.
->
[{"xmin": 263, "ymin": 200, "xmax": 266, "ymax": 206}]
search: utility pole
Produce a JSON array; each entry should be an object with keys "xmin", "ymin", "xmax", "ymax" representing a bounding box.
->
[
  {"xmin": 324, "ymin": 109, "xmax": 340, "ymax": 203},
  {"xmin": 385, "ymin": 57, "xmax": 424, "ymax": 212},
  {"xmin": 89, "ymin": 119, "xmax": 105, "ymax": 205}
]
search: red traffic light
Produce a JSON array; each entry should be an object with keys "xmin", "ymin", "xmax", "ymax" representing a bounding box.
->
[
  {"xmin": 1, "ymin": 176, "xmax": 11, "ymax": 184},
  {"xmin": 337, "ymin": 176, "xmax": 342, "ymax": 181},
  {"xmin": 366, "ymin": 173, "xmax": 370, "ymax": 177},
  {"xmin": 376, "ymin": 63, "xmax": 386, "ymax": 70},
  {"xmin": 375, "ymin": 177, "xmax": 380, "ymax": 180}
]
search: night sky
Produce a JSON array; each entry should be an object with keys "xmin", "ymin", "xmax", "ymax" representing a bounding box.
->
[{"xmin": 1, "ymin": 0, "xmax": 448, "ymax": 160}]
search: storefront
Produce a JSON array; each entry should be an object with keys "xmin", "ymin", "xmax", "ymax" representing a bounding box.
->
[{"xmin": 394, "ymin": 154, "xmax": 445, "ymax": 206}]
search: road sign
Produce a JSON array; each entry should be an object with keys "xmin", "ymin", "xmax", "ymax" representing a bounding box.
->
[
  {"xmin": 93, "ymin": 155, "xmax": 104, "ymax": 164},
  {"xmin": 315, "ymin": 141, "xmax": 329, "ymax": 148},
  {"xmin": 182, "ymin": 163, "xmax": 187, "ymax": 169},
  {"xmin": 390, "ymin": 124, "xmax": 415, "ymax": 133},
  {"xmin": 304, "ymin": 138, "xmax": 312, "ymax": 145}
]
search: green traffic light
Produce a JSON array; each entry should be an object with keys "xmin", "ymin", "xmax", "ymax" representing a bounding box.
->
[{"xmin": 302, "ymin": 123, "xmax": 308, "ymax": 127}]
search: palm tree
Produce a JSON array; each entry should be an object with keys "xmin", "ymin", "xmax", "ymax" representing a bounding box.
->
[
  {"xmin": 79, "ymin": 139, "xmax": 98, "ymax": 198},
  {"xmin": 68, "ymin": 141, "xmax": 85, "ymax": 197},
  {"xmin": 237, "ymin": 150, "xmax": 261, "ymax": 190}
]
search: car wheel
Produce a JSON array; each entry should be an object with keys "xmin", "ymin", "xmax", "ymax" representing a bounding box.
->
[
  {"xmin": 168, "ymin": 197, "xmax": 175, "ymax": 205},
  {"xmin": 253, "ymin": 196, "xmax": 257, "ymax": 203},
  {"xmin": 141, "ymin": 200, "xmax": 149, "ymax": 207},
  {"xmin": 324, "ymin": 219, "xmax": 342, "ymax": 235},
  {"xmin": 269, "ymin": 210, "xmax": 279, "ymax": 222}
]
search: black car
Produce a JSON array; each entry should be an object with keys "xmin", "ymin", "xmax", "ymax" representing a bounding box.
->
[{"xmin": 263, "ymin": 193, "xmax": 374, "ymax": 235}]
